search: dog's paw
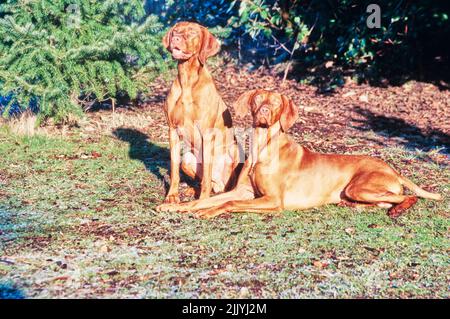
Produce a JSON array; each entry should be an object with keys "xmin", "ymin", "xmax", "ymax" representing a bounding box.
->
[
  {"xmin": 156, "ymin": 202, "xmax": 192, "ymax": 213},
  {"xmin": 155, "ymin": 203, "xmax": 175, "ymax": 212},
  {"xmin": 194, "ymin": 208, "xmax": 223, "ymax": 219},
  {"xmin": 163, "ymin": 194, "xmax": 180, "ymax": 204}
]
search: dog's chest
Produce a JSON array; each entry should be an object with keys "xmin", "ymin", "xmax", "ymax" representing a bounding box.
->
[
  {"xmin": 167, "ymin": 108, "xmax": 202, "ymax": 147},
  {"xmin": 249, "ymin": 161, "xmax": 278, "ymax": 196},
  {"xmin": 169, "ymin": 100, "xmax": 193, "ymax": 126},
  {"xmin": 169, "ymin": 96, "xmax": 211, "ymax": 127}
]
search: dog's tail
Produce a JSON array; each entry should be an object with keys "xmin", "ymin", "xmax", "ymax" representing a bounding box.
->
[{"xmin": 398, "ymin": 175, "xmax": 442, "ymax": 200}]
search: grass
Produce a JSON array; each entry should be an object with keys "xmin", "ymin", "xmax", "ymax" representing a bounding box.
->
[{"xmin": 0, "ymin": 122, "xmax": 448, "ymax": 299}]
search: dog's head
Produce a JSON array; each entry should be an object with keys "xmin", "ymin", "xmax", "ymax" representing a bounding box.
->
[
  {"xmin": 233, "ymin": 89, "xmax": 298, "ymax": 132},
  {"xmin": 163, "ymin": 22, "xmax": 220, "ymax": 65}
]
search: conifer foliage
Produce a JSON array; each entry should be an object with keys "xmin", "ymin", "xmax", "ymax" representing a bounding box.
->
[{"xmin": 0, "ymin": 0, "xmax": 167, "ymax": 121}]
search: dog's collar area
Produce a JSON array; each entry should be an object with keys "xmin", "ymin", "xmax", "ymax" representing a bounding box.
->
[{"xmin": 250, "ymin": 121, "xmax": 282, "ymax": 168}]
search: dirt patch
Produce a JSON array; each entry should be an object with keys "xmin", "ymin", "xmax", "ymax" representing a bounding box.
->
[
  {"xmin": 70, "ymin": 219, "xmax": 183, "ymax": 244},
  {"xmin": 23, "ymin": 235, "xmax": 53, "ymax": 250},
  {"xmin": 215, "ymin": 67, "xmax": 449, "ymax": 155},
  {"xmin": 80, "ymin": 66, "xmax": 448, "ymax": 163},
  {"xmin": 0, "ymin": 169, "xmax": 11, "ymax": 184},
  {"xmin": 75, "ymin": 221, "xmax": 120, "ymax": 239}
]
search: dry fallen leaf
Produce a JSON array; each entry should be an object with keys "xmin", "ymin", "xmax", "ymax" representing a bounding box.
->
[
  {"xmin": 389, "ymin": 272, "xmax": 401, "ymax": 280},
  {"xmin": 345, "ymin": 227, "xmax": 355, "ymax": 235},
  {"xmin": 51, "ymin": 276, "xmax": 70, "ymax": 282},
  {"xmin": 359, "ymin": 94, "xmax": 369, "ymax": 103},
  {"xmin": 342, "ymin": 91, "xmax": 356, "ymax": 98},
  {"xmin": 91, "ymin": 151, "xmax": 102, "ymax": 158},
  {"xmin": 100, "ymin": 245, "xmax": 111, "ymax": 253},
  {"xmin": 313, "ymin": 260, "xmax": 328, "ymax": 269},
  {"xmin": 239, "ymin": 287, "xmax": 250, "ymax": 298},
  {"xmin": 209, "ymin": 268, "xmax": 226, "ymax": 276}
]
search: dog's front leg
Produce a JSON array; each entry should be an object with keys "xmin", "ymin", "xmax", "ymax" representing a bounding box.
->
[
  {"xmin": 157, "ymin": 182, "xmax": 255, "ymax": 213},
  {"xmin": 199, "ymin": 130, "xmax": 215, "ymax": 199},
  {"xmin": 164, "ymin": 127, "xmax": 181, "ymax": 204},
  {"xmin": 194, "ymin": 196, "xmax": 282, "ymax": 219}
]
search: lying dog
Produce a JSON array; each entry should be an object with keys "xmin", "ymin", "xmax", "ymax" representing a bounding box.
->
[
  {"xmin": 157, "ymin": 22, "xmax": 243, "ymax": 206},
  {"xmin": 157, "ymin": 89, "xmax": 441, "ymax": 218}
]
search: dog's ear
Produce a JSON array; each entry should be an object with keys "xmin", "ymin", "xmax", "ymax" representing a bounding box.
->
[
  {"xmin": 162, "ymin": 25, "xmax": 175, "ymax": 50},
  {"xmin": 233, "ymin": 90, "xmax": 257, "ymax": 118},
  {"xmin": 198, "ymin": 27, "xmax": 220, "ymax": 65},
  {"xmin": 279, "ymin": 95, "xmax": 298, "ymax": 132}
]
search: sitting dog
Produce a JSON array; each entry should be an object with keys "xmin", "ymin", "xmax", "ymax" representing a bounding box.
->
[
  {"xmin": 157, "ymin": 22, "xmax": 243, "ymax": 206},
  {"xmin": 157, "ymin": 89, "xmax": 441, "ymax": 218}
]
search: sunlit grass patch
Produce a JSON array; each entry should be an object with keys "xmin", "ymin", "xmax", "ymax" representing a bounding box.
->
[{"xmin": 0, "ymin": 123, "xmax": 448, "ymax": 298}]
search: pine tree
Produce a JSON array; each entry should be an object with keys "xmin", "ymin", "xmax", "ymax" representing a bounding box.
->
[{"xmin": 0, "ymin": 0, "xmax": 168, "ymax": 122}]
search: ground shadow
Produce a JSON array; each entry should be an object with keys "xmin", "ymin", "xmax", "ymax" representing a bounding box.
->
[
  {"xmin": 0, "ymin": 283, "xmax": 26, "ymax": 299},
  {"xmin": 112, "ymin": 128, "xmax": 197, "ymax": 194},
  {"xmin": 113, "ymin": 128, "xmax": 170, "ymax": 191},
  {"xmin": 287, "ymin": 53, "xmax": 450, "ymax": 95},
  {"xmin": 351, "ymin": 106, "xmax": 450, "ymax": 156}
]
